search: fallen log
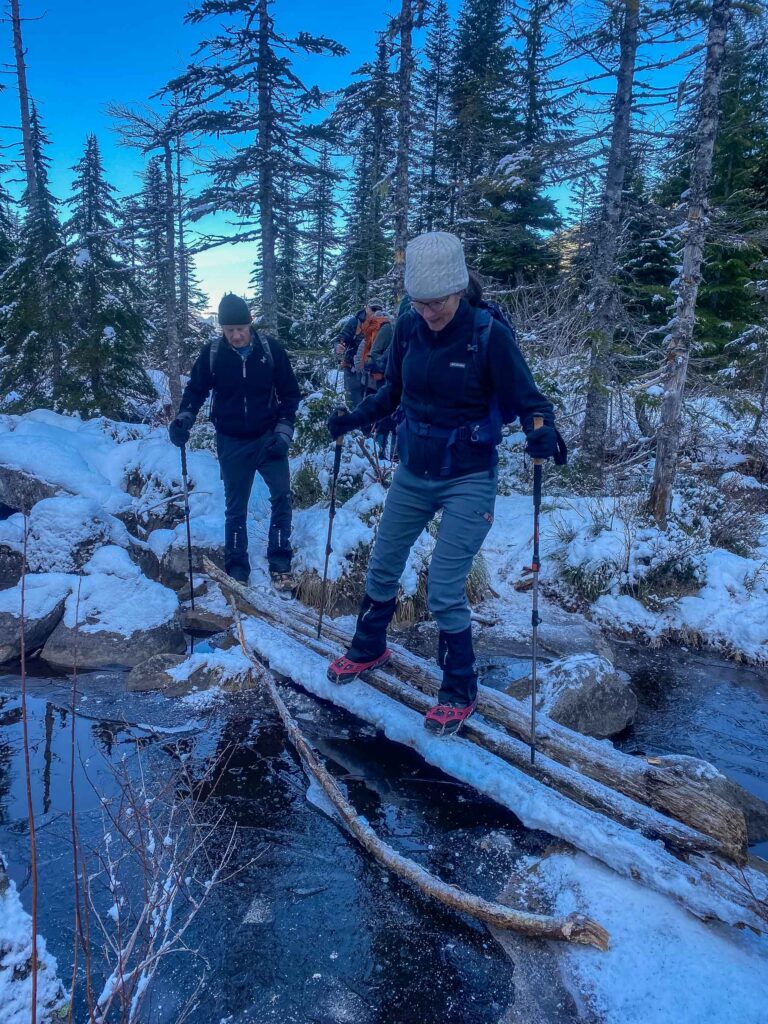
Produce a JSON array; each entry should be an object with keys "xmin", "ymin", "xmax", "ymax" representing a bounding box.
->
[
  {"xmin": 204, "ymin": 560, "xmax": 748, "ymax": 865},
  {"xmin": 240, "ymin": 613, "xmax": 768, "ymax": 932},
  {"xmin": 228, "ymin": 598, "xmax": 610, "ymax": 950},
  {"xmin": 221, "ymin": 586, "xmax": 731, "ymax": 860}
]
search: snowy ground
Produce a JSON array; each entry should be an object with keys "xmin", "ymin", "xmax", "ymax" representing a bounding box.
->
[
  {"xmin": 1, "ymin": 408, "xmax": 767, "ymax": 1020},
  {"xmin": 535, "ymin": 852, "xmax": 768, "ymax": 1024}
]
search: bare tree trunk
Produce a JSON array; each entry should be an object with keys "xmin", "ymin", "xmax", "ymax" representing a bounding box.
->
[
  {"xmin": 580, "ymin": 0, "xmax": 640, "ymax": 470},
  {"xmin": 162, "ymin": 141, "xmax": 182, "ymax": 411},
  {"xmin": 10, "ymin": 0, "xmax": 37, "ymax": 205},
  {"xmin": 257, "ymin": 0, "xmax": 278, "ymax": 334},
  {"xmin": 175, "ymin": 133, "xmax": 190, "ymax": 363},
  {"xmin": 393, "ymin": 0, "xmax": 414, "ymax": 295},
  {"xmin": 650, "ymin": 0, "xmax": 732, "ymax": 525}
]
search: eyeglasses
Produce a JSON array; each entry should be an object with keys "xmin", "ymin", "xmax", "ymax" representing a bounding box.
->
[{"xmin": 411, "ymin": 295, "xmax": 454, "ymax": 313}]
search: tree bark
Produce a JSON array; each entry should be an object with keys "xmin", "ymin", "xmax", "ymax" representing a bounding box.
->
[
  {"xmin": 650, "ymin": 0, "xmax": 732, "ymax": 525},
  {"xmin": 162, "ymin": 141, "xmax": 182, "ymax": 412},
  {"xmin": 257, "ymin": 0, "xmax": 278, "ymax": 334},
  {"xmin": 10, "ymin": 0, "xmax": 37, "ymax": 206},
  {"xmin": 393, "ymin": 0, "xmax": 414, "ymax": 295},
  {"xmin": 580, "ymin": 0, "xmax": 640, "ymax": 470}
]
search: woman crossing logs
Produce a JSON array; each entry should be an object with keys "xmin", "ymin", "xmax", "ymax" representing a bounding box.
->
[{"xmin": 326, "ymin": 231, "xmax": 566, "ymax": 735}]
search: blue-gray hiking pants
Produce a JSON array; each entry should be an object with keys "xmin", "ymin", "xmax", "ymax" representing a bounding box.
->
[{"xmin": 365, "ymin": 464, "xmax": 498, "ymax": 634}]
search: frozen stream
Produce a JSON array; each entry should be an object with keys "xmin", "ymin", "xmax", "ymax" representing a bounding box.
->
[{"xmin": 0, "ymin": 637, "xmax": 766, "ymax": 1022}]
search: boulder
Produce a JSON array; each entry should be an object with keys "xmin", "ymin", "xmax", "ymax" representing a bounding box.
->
[
  {"xmin": 127, "ymin": 653, "xmax": 188, "ymax": 692},
  {"xmin": 0, "ymin": 464, "xmax": 61, "ymax": 512},
  {"xmin": 180, "ymin": 582, "xmax": 232, "ymax": 633},
  {"xmin": 25, "ymin": 495, "xmax": 131, "ymax": 573},
  {"xmin": 505, "ymin": 653, "xmax": 637, "ymax": 739},
  {"xmin": 126, "ymin": 536, "xmax": 161, "ymax": 581},
  {"xmin": 0, "ymin": 545, "xmax": 23, "ymax": 589},
  {"xmin": 159, "ymin": 538, "xmax": 225, "ymax": 591},
  {"xmin": 127, "ymin": 648, "xmax": 252, "ymax": 697},
  {"xmin": 651, "ymin": 754, "xmax": 768, "ymax": 846},
  {"xmin": 0, "ymin": 574, "xmax": 71, "ymax": 663},
  {"xmin": 41, "ymin": 549, "xmax": 186, "ymax": 670}
]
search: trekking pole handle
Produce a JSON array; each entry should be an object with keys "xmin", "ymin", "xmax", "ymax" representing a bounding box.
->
[
  {"xmin": 180, "ymin": 443, "xmax": 188, "ymax": 476},
  {"xmin": 532, "ymin": 416, "xmax": 544, "ymax": 466}
]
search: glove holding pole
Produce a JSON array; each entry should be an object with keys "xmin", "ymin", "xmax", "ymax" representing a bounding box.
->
[{"xmin": 318, "ymin": 409, "xmax": 347, "ymax": 639}]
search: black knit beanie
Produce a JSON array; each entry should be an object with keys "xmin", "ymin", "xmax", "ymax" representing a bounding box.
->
[{"xmin": 218, "ymin": 293, "xmax": 252, "ymax": 326}]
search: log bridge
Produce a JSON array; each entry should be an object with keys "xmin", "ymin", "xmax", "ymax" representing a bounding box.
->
[{"xmin": 204, "ymin": 559, "xmax": 768, "ymax": 935}]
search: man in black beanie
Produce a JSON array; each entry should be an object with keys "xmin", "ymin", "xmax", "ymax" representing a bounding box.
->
[{"xmin": 169, "ymin": 293, "xmax": 301, "ymax": 590}]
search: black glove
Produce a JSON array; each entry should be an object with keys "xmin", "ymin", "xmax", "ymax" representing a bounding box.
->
[
  {"xmin": 266, "ymin": 422, "xmax": 293, "ymax": 459},
  {"xmin": 328, "ymin": 407, "xmax": 364, "ymax": 440},
  {"xmin": 525, "ymin": 424, "xmax": 568, "ymax": 465},
  {"xmin": 169, "ymin": 411, "xmax": 194, "ymax": 448}
]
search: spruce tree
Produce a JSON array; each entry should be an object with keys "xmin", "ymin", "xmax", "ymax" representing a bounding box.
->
[
  {"xmin": 412, "ymin": 0, "xmax": 454, "ymax": 234},
  {"xmin": 169, "ymin": 0, "xmax": 346, "ymax": 335},
  {"xmin": 446, "ymin": 0, "xmax": 517, "ymax": 239},
  {"xmin": 0, "ymin": 183, "xmax": 16, "ymax": 270},
  {"xmin": 0, "ymin": 104, "xmax": 75, "ymax": 412},
  {"xmin": 333, "ymin": 34, "xmax": 398, "ymax": 306},
  {"xmin": 65, "ymin": 134, "xmax": 153, "ymax": 419}
]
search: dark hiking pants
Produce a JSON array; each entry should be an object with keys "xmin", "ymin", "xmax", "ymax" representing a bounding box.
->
[{"xmin": 216, "ymin": 432, "xmax": 293, "ymax": 576}]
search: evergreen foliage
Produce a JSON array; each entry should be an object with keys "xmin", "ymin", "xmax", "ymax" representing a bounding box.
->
[
  {"xmin": 65, "ymin": 133, "xmax": 153, "ymax": 418},
  {"xmin": 0, "ymin": 104, "xmax": 76, "ymax": 411}
]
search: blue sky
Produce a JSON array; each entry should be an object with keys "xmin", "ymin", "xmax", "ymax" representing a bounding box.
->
[{"xmin": 0, "ymin": 0, "xmax": 420, "ymax": 307}]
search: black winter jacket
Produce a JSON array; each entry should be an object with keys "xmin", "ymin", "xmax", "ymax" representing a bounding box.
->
[
  {"xmin": 179, "ymin": 330, "xmax": 301, "ymax": 440},
  {"xmin": 352, "ymin": 299, "xmax": 554, "ymax": 479}
]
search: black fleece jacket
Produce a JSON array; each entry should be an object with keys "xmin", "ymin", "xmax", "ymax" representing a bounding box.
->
[
  {"xmin": 179, "ymin": 330, "xmax": 301, "ymax": 440},
  {"xmin": 351, "ymin": 299, "xmax": 554, "ymax": 479}
]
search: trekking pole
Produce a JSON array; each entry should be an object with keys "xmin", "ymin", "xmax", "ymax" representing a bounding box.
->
[
  {"xmin": 317, "ymin": 413, "xmax": 345, "ymax": 639},
  {"xmin": 529, "ymin": 415, "xmax": 544, "ymax": 765},
  {"xmin": 179, "ymin": 445, "xmax": 196, "ymax": 612}
]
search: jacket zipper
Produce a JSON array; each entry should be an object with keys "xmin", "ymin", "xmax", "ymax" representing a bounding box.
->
[{"xmin": 243, "ymin": 358, "xmax": 248, "ymax": 418}]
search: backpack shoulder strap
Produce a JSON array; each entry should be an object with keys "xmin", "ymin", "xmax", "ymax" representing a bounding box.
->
[
  {"xmin": 467, "ymin": 308, "xmax": 494, "ymax": 385},
  {"xmin": 209, "ymin": 336, "xmax": 221, "ymax": 379},
  {"xmin": 255, "ymin": 330, "xmax": 274, "ymax": 370}
]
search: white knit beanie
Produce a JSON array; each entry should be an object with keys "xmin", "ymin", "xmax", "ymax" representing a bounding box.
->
[{"xmin": 404, "ymin": 231, "xmax": 469, "ymax": 301}]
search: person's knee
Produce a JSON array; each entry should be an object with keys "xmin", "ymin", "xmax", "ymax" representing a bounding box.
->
[
  {"xmin": 365, "ymin": 554, "xmax": 401, "ymax": 602},
  {"xmin": 427, "ymin": 577, "xmax": 469, "ymax": 632}
]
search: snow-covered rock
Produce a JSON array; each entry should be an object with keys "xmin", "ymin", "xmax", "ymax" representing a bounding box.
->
[
  {"xmin": 0, "ymin": 547, "xmax": 22, "ymax": 590},
  {"xmin": 0, "ymin": 574, "xmax": 71, "ymax": 664},
  {"xmin": 25, "ymin": 495, "xmax": 131, "ymax": 573},
  {"xmin": 0, "ymin": 465, "xmax": 61, "ymax": 512},
  {"xmin": 126, "ymin": 652, "xmax": 188, "ymax": 691},
  {"xmin": 127, "ymin": 647, "xmax": 252, "ymax": 696},
  {"xmin": 0, "ymin": 856, "xmax": 68, "ymax": 1023},
  {"xmin": 156, "ymin": 515, "xmax": 226, "ymax": 590},
  {"xmin": 180, "ymin": 581, "xmax": 232, "ymax": 633},
  {"xmin": 40, "ymin": 548, "xmax": 185, "ymax": 670},
  {"xmin": 505, "ymin": 653, "xmax": 637, "ymax": 738}
]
